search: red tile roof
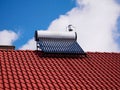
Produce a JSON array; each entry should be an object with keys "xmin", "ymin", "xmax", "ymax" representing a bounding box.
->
[{"xmin": 0, "ymin": 50, "xmax": 120, "ymax": 90}]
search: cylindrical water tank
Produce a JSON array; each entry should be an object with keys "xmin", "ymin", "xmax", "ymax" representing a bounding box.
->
[{"xmin": 35, "ymin": 30, "xmax": 77, "ymax": 41}]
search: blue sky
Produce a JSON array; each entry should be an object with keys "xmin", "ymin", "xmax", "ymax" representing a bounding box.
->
[
  {"xmin": 0, "ymin": 0, "xmax": 76, "ymax": 49},
  {"xmin": 0, "ymin": 0, "xmax": 120, "ymax": 52}
]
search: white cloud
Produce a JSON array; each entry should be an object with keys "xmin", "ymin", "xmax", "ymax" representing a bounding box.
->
[
  {"xmin": 20, "ymin": 0, "xmax": 120, "ymax": 52},
  {"xmin": 19, "ymin": 38, "xmax": 36, "ymax": 50},
  {"xmin": 0, "ymin": 30, "xmax": 18, "ymax": 45}
]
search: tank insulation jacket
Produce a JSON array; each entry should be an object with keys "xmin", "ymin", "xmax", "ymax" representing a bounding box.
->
[{"xmin": 35, "ymin": 30, "xmax": 77, "ymax": 41}]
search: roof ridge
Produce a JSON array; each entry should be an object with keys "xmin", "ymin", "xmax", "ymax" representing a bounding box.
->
[
  {"xmin": 0, "ymin": 50, "xmax": 120, "ymax": 54},
  {"xmin": 87, "ymin": 52, "xmax": 120, "ymax": 54}
]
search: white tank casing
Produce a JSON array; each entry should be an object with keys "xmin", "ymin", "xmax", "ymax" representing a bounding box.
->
[{"xmin": 35, "ymin": 30, "xmax": 77, "ymax": 41}]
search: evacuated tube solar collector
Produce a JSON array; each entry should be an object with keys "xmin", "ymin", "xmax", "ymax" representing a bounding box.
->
[{"xmin": 35, "ymin": 25, "xmax": 84, "ymax": 54}]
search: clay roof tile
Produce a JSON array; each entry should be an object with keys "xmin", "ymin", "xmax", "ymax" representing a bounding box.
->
[{"xmin": 0, "ymin": 50, "xmax": 120, "ymax": 89}]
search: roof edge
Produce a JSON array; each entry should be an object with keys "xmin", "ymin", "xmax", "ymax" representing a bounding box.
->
[{"xmin": 0, "ymin": 50, "xmax": 120, "ymax": 54}]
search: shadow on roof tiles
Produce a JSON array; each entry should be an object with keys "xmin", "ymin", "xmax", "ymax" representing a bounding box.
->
[{"xmin": 34, "ymin": 51, "xmax": 87, "ymax": 59}]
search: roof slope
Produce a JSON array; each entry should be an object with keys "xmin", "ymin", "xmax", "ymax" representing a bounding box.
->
[{"xmin": 0, "ymin": 50, "xmax": 120, "ymax": 90}]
